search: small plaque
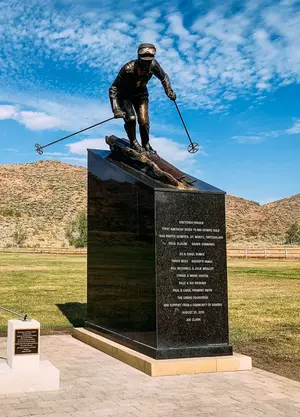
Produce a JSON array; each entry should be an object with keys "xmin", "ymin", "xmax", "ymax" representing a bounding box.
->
[{"xmin": 15, "ymin": 329, "xmax": 39, "ymax": 355}]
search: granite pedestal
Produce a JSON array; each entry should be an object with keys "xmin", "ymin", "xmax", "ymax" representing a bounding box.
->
[{"xmin": 86, "ymin": 149, "xmax": 233, "ymax": 361}]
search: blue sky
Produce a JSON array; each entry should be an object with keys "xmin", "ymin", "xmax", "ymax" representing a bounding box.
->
[{"xmin": 0, "ymin": 0, "xmax": 300, "ymax": 204}]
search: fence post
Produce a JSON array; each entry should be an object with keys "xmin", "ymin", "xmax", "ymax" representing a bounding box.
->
[
  {"xmin": 245, "ymin": 248, "xmax": 248, "ymax": 259},
  {"xmin": 264, "ymin": 248, "xmax": 267, "ymax": 259},
  {"xmin": 285, "ymin": 248, "xmax": 288, "ymax": 259}
]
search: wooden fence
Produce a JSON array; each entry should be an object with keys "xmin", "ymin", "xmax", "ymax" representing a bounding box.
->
[
  {"xmin": 0, "ymin": 247, "xmax": 86, "ymax": 255},
  {"xmin": 0, "ymin": 246, "xmax": 299, "ymax": 259},
  {"xmin": 227, "ymin": 247, "xmax": 300, "ymax": 259}
]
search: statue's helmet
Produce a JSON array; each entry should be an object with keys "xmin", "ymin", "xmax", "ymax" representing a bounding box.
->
[{"xmin": 138, "ymin": 43, "xmax": 156, "ymax": 61}]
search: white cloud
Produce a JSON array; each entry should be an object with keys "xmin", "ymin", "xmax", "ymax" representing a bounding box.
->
[
  {"xmin": 18, "ymin": 111, "xmax": 61, "ymax": 130},
  {"xmin": 67, "ymin": 134, "xmax": 205, "ymax": 177},
  {"xmin": 4, "ymin": 148, "xmax": 18, "ymax": 152},
  {"xmin": 262, "ymin": 130, "xmax": 282, "ymax": 138},
  {"xmin": 60, "ymin": 157, "xmax": 87, "ymax": 163},
  {"xmin": 256, "ymin": 82, "xmax": 271, "ymax": 90},
  {"xmin": 67, "ymin": 138, "xmax": 109, "ymax": 155},
  {"xmin": 234, "ymin": 123, "xmax": 299, "ymax": 142},
  {"xmin": 0, "ymin": 105, "xmax": 17, "ymax": 119},
  {"xmin": 2, "ymin": 1, "xmax": 300, "ymax": 111},
  {"xmin": 232, "ymin": 135, "xmax": 263, "ymax": 144},
  {"xmin": 0, "ymin": 91, "xmax": 124, "ymax": 135},
  {"xmin": 168, "ymin": 13, "xmax": 190, "ymax": 38},
  {"xmin": 43, "ymin": 152, "xmax": 66, "ymax": 156},
  {"xmin": 286, "ymin": 120, "xmax": 300, "ymax": 134},
  {"xmin": 150, "ymin": 135, "xmax": 206, "ymax": 162},
  {"xmin": 153, "ymin": 137, "xmax": 189, "ymax": 162},
  {"xmin": 0, "ymin": 102, "xmax": 62, "ymax": 131},
  {"xmin": 67, "ymin": 135, "xmax": 205, "ymax": 163}
]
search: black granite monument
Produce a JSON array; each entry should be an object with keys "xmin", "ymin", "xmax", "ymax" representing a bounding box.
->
[{"xmin": 86, "ymin": 138, "xmax": 232, "ymax": 359}]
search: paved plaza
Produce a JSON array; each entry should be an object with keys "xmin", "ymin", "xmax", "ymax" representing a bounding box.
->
[{"xmin": 0, "ymin": 335, "xmax": 300, "ymax": 417}]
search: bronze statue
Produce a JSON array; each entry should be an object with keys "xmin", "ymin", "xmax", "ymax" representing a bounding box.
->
[
  {"xmin": 35, "ymin": 44, "xmax": 199, "ymax": 157},
  {"xmin": 109, "ymin": 43, "xmax": 176, "ymax": 153}
]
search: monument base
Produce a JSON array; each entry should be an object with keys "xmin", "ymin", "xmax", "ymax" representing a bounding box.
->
[
  {"xmin": 0, "ymin": 360, "xmax": 60, "ymax": 394},
  {"xmin": 86, "ymin": 322, "xmax": 233, "ymax": 359},
  {"xmin": 73, "ymin": 328, "xmax": 252, "ymax": 377}
]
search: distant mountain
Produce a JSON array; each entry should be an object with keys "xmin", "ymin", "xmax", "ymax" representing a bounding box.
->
[
  {"xmin": 226, "ymin": 194, "xmax": 300, "ymax": 245},
  {"xmin": 0, "ymin": 160, "xmax": 299, "ymax": 247}
]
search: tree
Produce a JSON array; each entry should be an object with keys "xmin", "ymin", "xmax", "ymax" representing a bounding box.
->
[
  {"xmin": 12, "ymin": 225, "xmax": 27, "ymax": 247},
  {"xmin": 285, "ymin": 222, "xmax": 300, "ymax": 245},
  {"xmin": 65, "ymin": 210, "xmax": 87, "ymax": 248}
]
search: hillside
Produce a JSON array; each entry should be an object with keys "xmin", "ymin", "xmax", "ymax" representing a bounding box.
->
[
  {"xmin": 226, "ymin": 195, "xmax": 300, "ymax": 245},
  {"xmin": 0, "ymin": 160, "xmax": 299, "ymax": 247},
  {"xmin": 0, "ymin": 161, "xmax": 86, "ymax": 248}
]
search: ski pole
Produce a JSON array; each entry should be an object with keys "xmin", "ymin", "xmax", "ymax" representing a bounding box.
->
[
  {"xmin": 174, "ymin": 101, "xmax": 199, "ymax": 154},
  {"xmin": 35, "ymin": 116, "xmax": 115, "ymax": 155}
]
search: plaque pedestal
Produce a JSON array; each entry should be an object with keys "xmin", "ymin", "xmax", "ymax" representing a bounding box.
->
[
  {"xmin": 0, "ymin": 319, "xmax": 60, "ymax": 394},
  {"xmin": 7, "ymin": 319, "xmax": 40, "ymax": 370}
]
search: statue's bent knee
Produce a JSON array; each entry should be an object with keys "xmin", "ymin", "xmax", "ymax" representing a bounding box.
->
[{"xmin": 126, "ymin": 115, "xmax": 136, "ymax": 123}]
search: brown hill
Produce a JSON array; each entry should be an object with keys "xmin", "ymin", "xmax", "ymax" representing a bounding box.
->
[
  {"xmin": 0, "ymin": 160, "xmax": 299, "ymax": 247},
  {"xmin": 226, "ymin": 194, "xmax": 300, "ymax": 245},
  {"xmin": 0, "ymin": 161, "xmax": 86, "ymax": 247}
]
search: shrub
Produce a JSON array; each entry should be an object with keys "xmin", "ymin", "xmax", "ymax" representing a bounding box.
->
[
  {"xmin": 226, "ymin": 231, "xmax": 232, "ymax": 241},
  {"xmin": 65, "ymin": 210, "xmax": 87, "ymax": 248},
  {"xmin": 285, "ymin": 222, "xmax": 300, "ymax": 245},
  {"xmin": 12, "ymin": 225, "xmax": 27, "ymax": 247},
  {"xmin": 0, "ymin": 207, "xmax": 21, "ymax": 217}
]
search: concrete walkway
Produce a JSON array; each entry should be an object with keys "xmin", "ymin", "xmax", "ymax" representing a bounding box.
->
[{"xmin": 0, "ymin": 335, "xmax": 300, "ymax": 417}]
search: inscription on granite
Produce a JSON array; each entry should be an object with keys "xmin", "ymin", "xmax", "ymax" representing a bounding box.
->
[
  {"xmin": 156, "ymin": 191, "xmax": 229, "ymax": 348},
  {"xmin": 159, "ymin": 219, "xmax": 224, "ymax": 323},
  {"xmin": 15, "ymin": 329, "xmax": 39, "ymax": 355}
]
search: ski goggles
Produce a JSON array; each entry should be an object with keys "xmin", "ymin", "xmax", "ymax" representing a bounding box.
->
[{"xmin": 138, "ymin": 45, "xmax": 156, "ymax": 60}]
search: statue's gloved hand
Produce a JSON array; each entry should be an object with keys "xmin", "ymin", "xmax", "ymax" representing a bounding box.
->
[
  {"xmin": 166, "ymin": 89, "xmax": 177, "ymax": 101},
  {"xmin": 113, "ymin": 109, "xmax": 125, "ymax": 119}
]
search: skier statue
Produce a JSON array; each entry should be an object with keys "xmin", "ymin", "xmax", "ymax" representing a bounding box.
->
[
  {"xmin": 34, "ymin": 44, "xmax": 198, "ymax": 157},
  {"xmin": 109, "ymin": 43, "xmax": 176, "ymax": 153}
]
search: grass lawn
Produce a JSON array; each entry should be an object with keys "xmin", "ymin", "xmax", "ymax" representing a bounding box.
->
[
  {"xmin": 0, "ymin": 253, "xmax": 299, "ymax": 381},
  {"xmin": 0, "ymin": 253, "xmax": 86, "ymax": 333},
  {"xmin": 228, "ymin": 258, "xmax": 300, "ymax": 382}
]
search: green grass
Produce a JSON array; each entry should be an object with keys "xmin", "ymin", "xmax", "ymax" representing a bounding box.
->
[
  {"xmin": 0, "ymin": 254, "xmax": 299, "ymax": 381},
  {"xmin": 228, "ymin": 258, "xmax": 300, "ymax": 381},
  {"xmin": 0, "ymin": 253, "xmax": 86, "ymax": 332}
]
